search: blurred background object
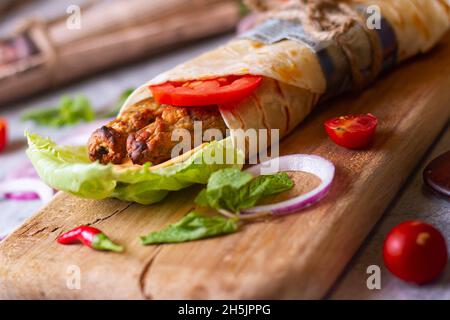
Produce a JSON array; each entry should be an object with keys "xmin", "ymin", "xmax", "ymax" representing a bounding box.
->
[
  {"xmin": 0, "ymin": 0, "xmax": 242, "ymax": 105},
  {"xmin": 243, "ymin": 0, "xmax": 288, "ymax": 11},
  {"xmin": 0, "ymin": 0, "xmax": 29, "ymax": 17}
]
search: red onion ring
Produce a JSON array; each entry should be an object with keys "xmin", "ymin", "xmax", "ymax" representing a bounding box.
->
[{"xmin": 243, "ymin": 154, "xmax": 335, "ymax": 216}]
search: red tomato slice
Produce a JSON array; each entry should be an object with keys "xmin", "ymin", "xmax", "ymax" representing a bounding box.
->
[
  {"xmin": 383, "ymin": 221, "xmax": 448, "ymax": 284},
  {"xmin": 324, "ymin": 113, "xmax": 378, "ymax": 149},
  {"xmin": 149, "ymin": 75, "xmax": 263, "ymax": 107},
  {"xmin": 0, "ymin": 118, "xmax": 7, "ymax": 153}
]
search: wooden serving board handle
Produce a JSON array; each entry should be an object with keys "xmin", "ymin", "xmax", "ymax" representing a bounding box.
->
[{"xmin": 0, "ymin": 33, "xmax": 449, "ymax": 300}]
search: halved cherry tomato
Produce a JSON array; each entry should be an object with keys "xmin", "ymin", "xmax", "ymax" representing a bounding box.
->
[
  {"xmin": 383, "ymin": 221, "xmax": 448, "ymax": 285},
  {"xmin": 149, "ymin": 75, "xmax": 263, "ymax": 107},
  {"xmin": 0, "ymin": 118, "xmax": 7, "ymax": 152},
  {"xmin": 324, "ymin": 113, "xmax": 378, "ymax": 149}
]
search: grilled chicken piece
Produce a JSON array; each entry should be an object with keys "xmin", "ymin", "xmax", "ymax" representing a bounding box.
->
[
  {"xmin": 127, "ymin": 106, "xmax": 227, "ymax": 165},
  {"xmin": 88, "ymin": 98, "xmax": 162, "ymax": 164}
]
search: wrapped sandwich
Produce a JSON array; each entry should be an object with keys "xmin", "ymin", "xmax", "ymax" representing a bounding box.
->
[{"xmin": 27, "ymin": 0, "xmax": 450, "ymax": 204}]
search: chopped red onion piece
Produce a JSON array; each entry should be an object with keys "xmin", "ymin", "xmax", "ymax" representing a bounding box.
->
[
  {"xmin": 5, "ymin": 192, "xmax": 40, "ymax": 200},
  {"xmin": 0, "ymin": 178, "xmax": 54, "ymax": 203}
]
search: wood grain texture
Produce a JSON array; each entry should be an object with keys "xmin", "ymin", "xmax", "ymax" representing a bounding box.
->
[{"xmin": 1, "ymin": 33, "xmax": 450, "ymax": 300}]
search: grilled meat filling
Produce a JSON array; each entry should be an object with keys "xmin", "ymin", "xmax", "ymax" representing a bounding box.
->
[
  {"xmin": 127, "ymin": 106, "xmax": 227, "ymax": 165},
  {"xmin": 88, "ymin": 99, "xmax": 227, "ymax": 165},
  {"xmin": 88, "ymin": 99, "xmax": 162, "ymax": 164}
]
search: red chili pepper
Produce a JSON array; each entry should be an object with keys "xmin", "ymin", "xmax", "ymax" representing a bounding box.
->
[
  {"xmin": 0, "ymin": 118, "xmax": 8, "ymax": 153},
  {"xmin": 57, "ymin": 226, "xmax": 124, "ymax": 253}
]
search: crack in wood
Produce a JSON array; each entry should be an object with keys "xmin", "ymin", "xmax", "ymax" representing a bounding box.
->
[
  {"xmin": 137, "ymin": 205, "xmax": 195, "ymax": 299},
  {"xmin": 49, "ymin": 226, "xmax": 60, "ymax": 233},
  {"xmin": 21, "ymin": 203, "xmax": 133, "ymax": 239},
  {"xmin": 26, "ymin": 226, "xmax": 48, "ymax": 237},
  {"xmin": 138, "ymin": 246, "xmax": 163, "ymax": 300},
  {"xmin": 17, "ymin": 221, "xmax": 42, "ymax": 236},
  {"xmin": 26, "ymin": 203, "xmax": 133, "ymax": 238},
  {"xmin": 19, "ymin": 224, "xmax": 61, "ymax": 237},
  {"xmin": 87, "ymin": 202, "xmax": 134, "ymax": 226}
]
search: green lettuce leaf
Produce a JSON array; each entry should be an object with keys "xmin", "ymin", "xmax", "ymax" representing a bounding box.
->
[
  {"xmin": 140, "ymin": 211, "xmax": 238, "ymax": 244},
  {"xmin": 195, "ymin": 168, "xmax": 294, "ymax": 212},
  {"xmin": 26, "ymin": 132, "xmax": 243, "ymax": 205}
]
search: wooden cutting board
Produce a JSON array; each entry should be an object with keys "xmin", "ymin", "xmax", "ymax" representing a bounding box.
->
[{"xmin": 1, "ymin": 33, "xmax": 450, "ymax": 300}]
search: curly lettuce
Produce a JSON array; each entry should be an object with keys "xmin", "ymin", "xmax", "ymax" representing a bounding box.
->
[{"xmin": 26, "ymin": 132, "xmax": 243, "ymax": 205}]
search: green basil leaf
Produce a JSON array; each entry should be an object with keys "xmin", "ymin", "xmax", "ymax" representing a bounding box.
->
[
  {"xmin": 21, "ymin": 95, "xmax": 95, "ymax": 127},
  {"xmin": 248, "ymin": 172, "xmax": 294, "ymax": 197},
  {"xmin": 195, "ymin": 168, "xmax": 294, "ymax": 212},
  {"xmin": 237, "ymin": 172, "xmax": 294, "ymax": 209},
  {"xmin": 140, "ymin": 211, "xmax": 238, "ymax": 245},
  {"xmin": 195, "ymin": 168, "xmax": 252, "ymax": 211}
]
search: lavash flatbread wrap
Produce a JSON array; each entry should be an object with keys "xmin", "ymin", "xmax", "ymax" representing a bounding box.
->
[
  {"xmin": 122, "ymin": 0, "xmax": 450, "ymax": 152},
  {"xmin": 26, "ymin": 0, "xmax": 450, "ymax": 204}
]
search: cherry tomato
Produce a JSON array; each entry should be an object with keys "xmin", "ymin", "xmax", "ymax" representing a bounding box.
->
[
  {"xmin": 0, "ymin": 118, "xmax": 7, "ymax": 152},
  {"xmin": 149, "ymin": 75, "xmax": 263, "ymax": 107},
  {"xmin": 324, "ymin": 113, "xmax": 378, "ymax": 149},
  {"xmin": 383, "ymin": 221, "xmax": 448, "ymax": 284}
]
